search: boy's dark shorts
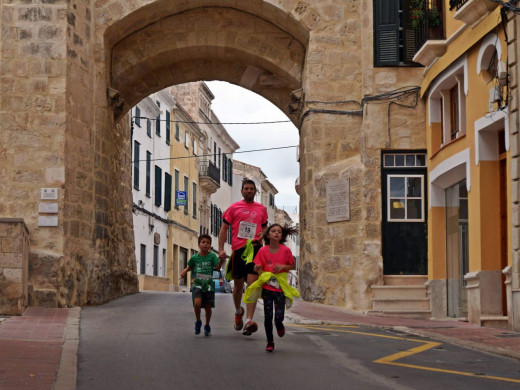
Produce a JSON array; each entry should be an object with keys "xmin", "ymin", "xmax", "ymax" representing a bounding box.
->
[
  {"xmin": 192, "ymin": 288, "xmax": 215, "ymax": 308},
  {"xmin": 230, "ymin": 242, "xmax": 262, "ymax": 280}
]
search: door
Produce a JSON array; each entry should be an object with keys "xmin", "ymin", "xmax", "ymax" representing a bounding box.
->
[
  {"xmin": 382, "ymin": 152, "xmax": 427, "ymax": 274},
  {"xmin": 445, "ymin": 180, "xmax": 468, "ymax": 318}
]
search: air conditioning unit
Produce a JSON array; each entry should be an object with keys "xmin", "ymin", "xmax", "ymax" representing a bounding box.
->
[{"xmin": 488, "ymin": 86, "xmax": 502, "ymax": 110}]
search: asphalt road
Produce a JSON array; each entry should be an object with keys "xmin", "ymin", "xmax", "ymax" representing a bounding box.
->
[{"xmin": 76, "ymin": 291, "xmax": 520, "ymax": 390}]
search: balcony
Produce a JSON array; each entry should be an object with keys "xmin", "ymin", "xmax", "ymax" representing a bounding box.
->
[
  {"xmin": 411, "ymin": 0, "xmax": 447, "ymax": 67},
  {"xmin": 450, "ymin": 0, "xmax": 497, "ymax": 25},
  {"xmin": 199, "ymin": 160, "xmax": 220, "ymax": 194}
]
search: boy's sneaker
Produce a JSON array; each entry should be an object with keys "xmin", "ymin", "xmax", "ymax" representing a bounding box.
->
[
  {"xmin": 204, "ymin": 325, "xmax": 211, "ymax": 336},
  {"xmin": 276, "ymin": 325, "xmax": 285, "ymax": 338},
  {"xmin": 194, "ymin": 320, "xmax": 202, "ymax": 335},
  {"xmin": 242, "ymin": 321, "xmax": 258, "ymax": 336},
  {"xmin": 234, "ymin": 307, "xmax": 245, "ymax": 331},
  {"xmin": 265, "ymin": 341, "xmax": 275, "ymax": 352}
]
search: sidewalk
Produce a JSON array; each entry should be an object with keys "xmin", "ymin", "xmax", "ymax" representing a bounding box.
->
[
  {"xmin": 287, "ymin": 299, "xmax": 520, "ymax": 360},
  {"xmin": 0, "ymin": 299, "xmax": 519, "ymax": 390},
  {"xmin": 0, "ymin": 307, "xmax": 79, "ymax": 390}
]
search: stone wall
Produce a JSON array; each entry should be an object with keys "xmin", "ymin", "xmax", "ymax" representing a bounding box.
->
[
  {"xmin": 0, "ymin": 0, "xmax": 426, "ymax": 310},
  {"xmin": 0, "ymin": 219, "xmax": 29, "ymax": 315}
]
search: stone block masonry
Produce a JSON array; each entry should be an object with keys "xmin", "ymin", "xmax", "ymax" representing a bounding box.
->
[{"xmin": 0, "ymin": 219, "xmax": 29, "ymax": 315}]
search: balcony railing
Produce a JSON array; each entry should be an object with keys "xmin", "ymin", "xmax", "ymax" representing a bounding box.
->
[
  {"xmin": 199, "ymin": 160, "xmax": 220, "ymax": 185},
  {"xmin": 449, "ymin": 0, "xmax": 469, "ymax": 11},
  {"xmin": 412, "ymin": 0, "xmax": 445, "ymax": 51}
]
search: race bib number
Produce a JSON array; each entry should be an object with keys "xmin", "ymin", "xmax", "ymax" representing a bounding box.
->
[
  {"xmin": 237, "ymin": 221, "xmax": 256, "ymax": 240},
  {"xmin": 267, "ymin": 277, "xmax": 280, "ymax": 289},
  {"xmin": 196, "ymin": 273, "xmax": 211, "ymax": 280}
]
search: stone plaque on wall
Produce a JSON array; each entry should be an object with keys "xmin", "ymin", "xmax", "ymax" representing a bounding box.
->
[{"xmin": 326, "ymin": 178, "xmax": 350, "ymax": 223}]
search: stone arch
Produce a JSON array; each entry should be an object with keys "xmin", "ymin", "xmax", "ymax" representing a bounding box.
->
[{"xmin": 102, "ymin": 4, "xmax": 310, "ymax": 122}]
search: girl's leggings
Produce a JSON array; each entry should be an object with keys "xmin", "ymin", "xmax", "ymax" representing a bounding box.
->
[{"xmin": 262, "ymin": 288, "xmax": 286, "ymax": 342}]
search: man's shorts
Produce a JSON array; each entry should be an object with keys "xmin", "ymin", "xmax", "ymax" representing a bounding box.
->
[
  {"xmin": 192, "ymin": 288, "xmax": 215, "ymax": 308},
  {"xmin": 230, "ymin": 242, "xmax": 262, "ymax": 280}
]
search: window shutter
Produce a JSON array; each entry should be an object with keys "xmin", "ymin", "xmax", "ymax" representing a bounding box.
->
[
  {"xmin": 165, "ymin": 111, "xmax": 171, "ymax": 144},
  {"xmin": 146, "ymin": 151, "xmax": 151, "ymax": 197},
  {"xmin": 133, "ymin": 141, "xmax": 140, "ymax": 190},
  {"xmin": 156, "ymin": 115, "xmax": 161, "ymax": 136},
  {"xmin": 374, "ymin": 0, "xmax": 400, "ymax": 66},
  {"xmin": 147, "ymin": 119, "xmax": 152, "ymax": 137},
  {"xmin": 135, "ymin": 106, "xmax": 141, "ymax": 127},
  {"xmin": 155, "ymin": 166, "xmax": 162, "ymax": 206},
  {"xmin": 228, "ymin": 160, "xmax": 233, "ymax": 186},
  {"xmin": 164, "ymin": 172, "xmax": 172, "ymax": 211}
]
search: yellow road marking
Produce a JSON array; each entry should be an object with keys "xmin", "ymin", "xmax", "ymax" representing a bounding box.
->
[{"xmin": 288, "ymin": 324, "xmax": 520, "ymax": 384}]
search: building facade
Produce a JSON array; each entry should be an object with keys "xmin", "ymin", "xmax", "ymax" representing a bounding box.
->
[{"xmin": 417, "ymin": 0, "xmax": 513, "ymax": 327}]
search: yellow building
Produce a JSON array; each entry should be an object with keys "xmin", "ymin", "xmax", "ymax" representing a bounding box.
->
[
  {"xmin": 167, "ymin": 101, "xmax": 205, "ymax": 291},
  {"xmin": 417, "ymin": 1, "xmax": 511, "ymax": 327}
]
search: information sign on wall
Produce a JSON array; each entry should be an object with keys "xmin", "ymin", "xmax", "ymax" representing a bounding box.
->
[{"xmin": 326, "ymin": 178, "xmax": 350, "ymax": 222}]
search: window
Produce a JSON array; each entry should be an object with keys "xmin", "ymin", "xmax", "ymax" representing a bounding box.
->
[
  {"xmin": 166, "ymin": 111, "xmax": 171, "ymax": 145},
  {"xmin": 146, "ymin": 151, "xmax": 151, "ymax": 197},
  {"xmin": 210, "ymin": 202, "xmax": 214, "ymax": 235},
  {"xmin": 193, "ymin": 139, "xmax": 197, "ymax": 156},
  {"xmin": 153, "ymin": 245, "xmax": 158, "ymax": 276},
  {"xmin": 147, "ymin": 119, "xmax": 152, "ymax": 138},
  {"xmin": 133, "ymin": 141, "xmax": 140, "ymax": 190},
  {"xmin": 174, "ymin": 170, "xmax": 179, "ymax": 210},
  {"xmin": 156, "ymin": 114, "xmax": 161, "ymax": 136},
  {"xmin": 373, "ymin": 0, "xmax": 420, "ymax": 66},
  {"xmin": 185, "ymin": 131, "xmax": 190, "ymax": 149},
  {"xmin": 222, "ymin": 155, "xmax": 228, "ymax": 182},
  {"xmin": 164, "ymin": 172, "xmax": 172, "ymax": 212},
  {"xmin": 140, "ymin": 244, "xmax": 146, "ymax": 274},
  {"xmin": 428, "ymin": 57, "xmax": 467, "ymax": 150},
  {"xmin": 184, "ymin": 176, "xmax": 189, "ymax": 215},
  {"xmin": 387, "ymin": 175, "xmax": 424, "ymax": 221},
  {"xmin": 228, "ymin": 159, "xmax": 233, "ymax": 186},
  {"xmin": 154, "ymin": 166, "xmax": 162, "ymax": 206},
  {"xmin": 213, "ymin": 142, "xmax": 217, "ymax": 165},
  {"xmin": 218, "ymin": 148, "xmax": 221, "ymax": 168},
  {"xmin": 175, "ymin": 123, "xmax": 180, "ymax": 141},
  {"xmin": 269, "ymin": 193, "xmax": 275, "ymax": 207},
  {"xmin": 192, "ymin": 182, "xmax": 197, "ymax": 219},
  {"xmin": 383, "ymin": 153, "xmax": 426, "ymax": 168},
  {"xmin": 135, "ymin": 106, "xmax": 141, "ymax": 127}
]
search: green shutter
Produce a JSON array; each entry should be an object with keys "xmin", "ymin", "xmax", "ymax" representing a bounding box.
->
[
  {"xmin": 164, "ymin": 172, "xmax": 172, "ymax": 211},
  {"xmin": 155, "ymin": 166, "xmax": 162, "ymax": 206},
  {"xmin": 374, "ymin": 0, "xmax": 400, "ymax": 66}
]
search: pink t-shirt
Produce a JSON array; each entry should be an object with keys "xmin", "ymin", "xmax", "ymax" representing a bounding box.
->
[
  {"xmin": 253, "ymin": 244, "xmax": 295, "ymax": 292},
  {"xmin": 223, "ymin": 200, "xmax": 268, "ymax": 250}
]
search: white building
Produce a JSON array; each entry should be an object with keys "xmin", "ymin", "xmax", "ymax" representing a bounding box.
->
[{"xmin": 131, "ymin": 91, "xmax": 176, "ymax": 283}]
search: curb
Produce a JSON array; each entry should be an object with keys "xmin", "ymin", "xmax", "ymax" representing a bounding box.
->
[{"xmin": 54, "ymin": 307, "xmax": 81, "ymax": 390}]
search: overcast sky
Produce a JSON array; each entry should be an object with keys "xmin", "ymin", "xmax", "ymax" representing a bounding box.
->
[{"xmin": 206, "ymin": 81, "xmax": 300, "ymax": 212}]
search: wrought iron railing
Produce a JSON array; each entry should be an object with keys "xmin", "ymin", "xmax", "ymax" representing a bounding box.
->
[
  {"xmin": 449, "ymin": 0, "xmax": 469, "ymax": 11},
  {"xmin": 413, "ymin": 0, "xmax": 445, "ymax": 52},
  {"xmin": 198, "ymin": 160, "xmax": 220, "ymax": 185}
]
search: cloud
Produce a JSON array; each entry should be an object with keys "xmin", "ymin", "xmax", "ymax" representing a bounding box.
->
[{"xmin": 207, "ymin": 81, "xmax": 300, "ymax": 208}]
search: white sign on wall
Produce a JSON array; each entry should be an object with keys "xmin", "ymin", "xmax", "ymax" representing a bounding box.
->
[
  {"xmin": 41, "ymin": 188, "xmax": 58, "ymax": 200},
  {"xmin": 326, "ymin": 178, "xmax": 350, "ymax": 223},
  {"xmin": 38, "ymin": 216, "xmax": 58, "ymax": 227},
  {"xmin": 38, "ymin": 203, "xmax": 59, "ymax": 214}
]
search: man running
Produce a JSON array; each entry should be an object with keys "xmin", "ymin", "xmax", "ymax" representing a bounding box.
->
[{"xmin": 218, "ymin": 179, "xmax": 268, "ymax": 336}]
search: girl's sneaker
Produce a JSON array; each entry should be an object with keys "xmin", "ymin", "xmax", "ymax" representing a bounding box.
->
[
  {"xmin": 265, "ymin": 341, "xmax": 275, "ymax": 352},
  {"xmin": 204, "ymin": 325, "xmax": 211, "ymax": 336},
  {"xmin": 276, "ymin": 325, "xmax": 285, "ymax": 337},
  {"xmin": 194, "ymin": 320, "xmax": 202, "ymax": 335},
  {"xmin": 242, "ymin": 321, "xmax": 258, "ymax": 336}
]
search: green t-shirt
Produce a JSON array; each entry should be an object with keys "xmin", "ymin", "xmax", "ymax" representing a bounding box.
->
[{"xmin": 188, "ymin": 252, "xmax": 219, "ymax": 292}]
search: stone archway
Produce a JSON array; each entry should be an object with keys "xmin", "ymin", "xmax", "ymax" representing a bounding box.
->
[{"xmin": 1, "ymin": 0, "xmax": 427, "ymax": 310}]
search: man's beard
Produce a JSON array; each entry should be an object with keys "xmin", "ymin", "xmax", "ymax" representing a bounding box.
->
[{"xmin": 243, "ymin": 193, "xmax": 254, "ymax": 202}]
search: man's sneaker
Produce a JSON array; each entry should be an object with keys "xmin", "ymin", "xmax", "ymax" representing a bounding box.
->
[
  {"xmin": 276, "ymin": 325, "xmax": 285, "ymax": 338},
  {"xmin": 242, "ymin": 321, "xmax": 258, "ymax": 336},
  {"xmin": 234, "ymin": 307, "xmax": 245, "ymax": 331},
  {"xmin": 204, "ymin": 325, "xmax": 211, "ymax": 336},
  {"xmin": 194, "ymin": 320, "xmax": 202, "ymax": 335},
  {"xmin": 265, "ymin": 341, "xmax": 275, "ymax": 352}
]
